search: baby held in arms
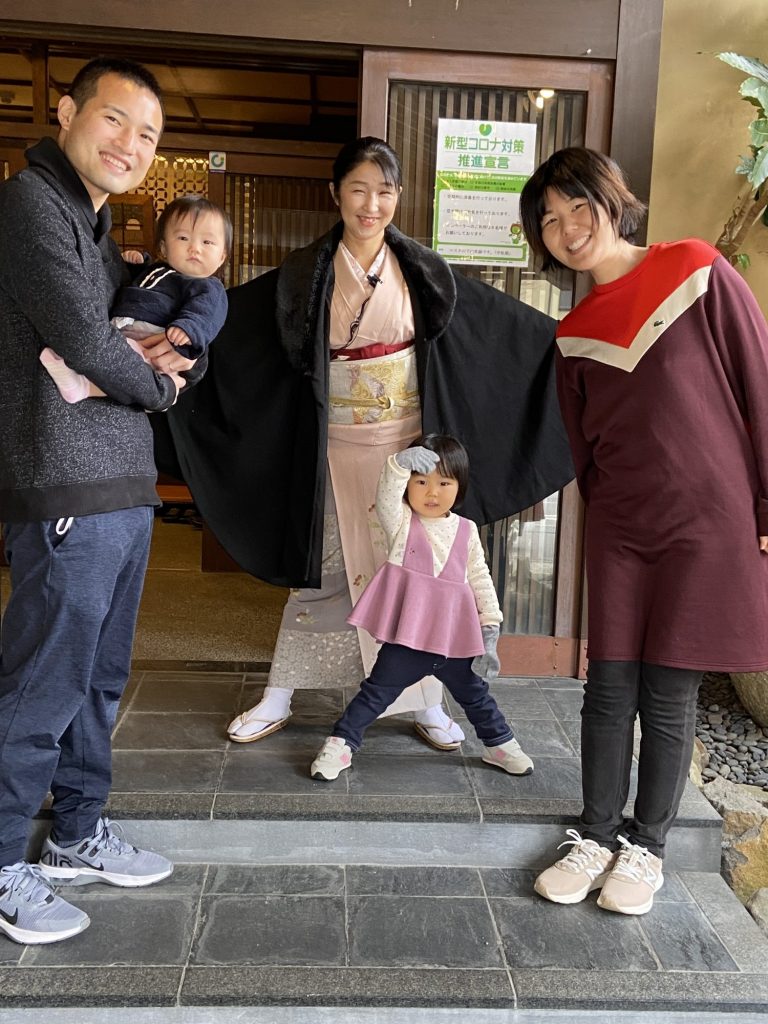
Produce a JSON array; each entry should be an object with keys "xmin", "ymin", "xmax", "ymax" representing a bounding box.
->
[{"xmin": 40, "ymin": 195, "xmax": 231, "ymax": 402}]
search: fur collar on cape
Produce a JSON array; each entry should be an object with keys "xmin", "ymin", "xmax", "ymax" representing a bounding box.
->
[{"xmin": 274, "ymin": 222, "xmax": 457, "ymax": 371}]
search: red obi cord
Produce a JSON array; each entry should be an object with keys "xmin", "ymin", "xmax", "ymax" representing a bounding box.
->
[{"xmin": 330, "ymin": 340, "xmax": 414, "ymax": 362}]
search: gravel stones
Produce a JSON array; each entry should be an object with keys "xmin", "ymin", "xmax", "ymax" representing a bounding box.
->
[{"xmin": 697, "ymin": 674, "xmax": 768, "ymax": 791}]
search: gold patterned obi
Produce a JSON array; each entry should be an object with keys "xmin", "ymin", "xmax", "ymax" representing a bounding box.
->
[{"xmin": 328, "ymin": 345, "xmax": 420, "ymax": 424}]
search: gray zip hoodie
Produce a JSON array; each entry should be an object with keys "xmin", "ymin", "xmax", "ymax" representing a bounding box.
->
[{"xmin": 0, "ymin": 137, "xmax": 204, "ymax": 521}]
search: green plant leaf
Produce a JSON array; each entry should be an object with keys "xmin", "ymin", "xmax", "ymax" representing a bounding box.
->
[
  {"xmin": 740, "ymin": 77, "xmax": 768, "ymax": 112},
  {"xmin": 749, "ymin": 118, "xmax": 768, "ymax": 147},
  {"xmin": 734, "ymin": 253, "xmax": 752, "ymax": 271},
  {"xmin": 736, "ymin": 154, "xmax": 756, "ymax": 175},
  {"xmin": 718, "ymin": 52, "xmax": 768, "ymax": 83},
  {"xmin": 749, "ymin": 144, "xmax": 768, "ymax": 189}
]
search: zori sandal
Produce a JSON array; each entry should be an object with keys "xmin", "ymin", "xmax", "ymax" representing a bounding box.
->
[
  {"xmin": 413, "ymin": 720, "xmax": 461, "ymax": 751},
  {"xmin": 227, "ymin": 713, "xmax": 292, "ymax": 743}
]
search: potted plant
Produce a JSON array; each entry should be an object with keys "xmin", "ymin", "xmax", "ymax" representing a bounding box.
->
[
  {"xmin": 714, "ymin": 52, "xmax": 768, "ymax": 270},
  {"xmin": 717, "ymin": 52, "xmax": 768, "ymax": 726}
]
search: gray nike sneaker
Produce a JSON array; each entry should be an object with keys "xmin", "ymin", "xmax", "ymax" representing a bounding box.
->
[
  {"xmin": 0, "ymin": 861, "xmax": 90, "ymax": 944},
  {"xmin": 39, "ymin": 817, "xmax": 173, "ymax": 888}
]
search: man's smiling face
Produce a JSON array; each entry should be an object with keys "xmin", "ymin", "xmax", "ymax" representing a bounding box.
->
[{"xmin": 57, "ymin": 72, "xmax": 162, "ymax": 209}]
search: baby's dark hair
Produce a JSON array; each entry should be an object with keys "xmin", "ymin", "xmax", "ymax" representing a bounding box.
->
[
  {"xmin": 156, "ymin": 195, "xmax": 233, "ymax": 259},
  {"xmin": 410, "ymin": 433, "xmax": 470, "ymax": 505}
]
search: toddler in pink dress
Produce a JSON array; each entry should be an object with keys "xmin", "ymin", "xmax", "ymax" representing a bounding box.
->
[{"xmin": 310, "ymin": 433, "xmax": 533, "ymax": 780}]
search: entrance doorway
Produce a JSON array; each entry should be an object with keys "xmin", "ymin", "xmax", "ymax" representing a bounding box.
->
[
  {"xmin": 361, "ymin": 50, "xmax": 613, "ymax": 677},
  {"xmin": 0, "ymin": 37, "xmax": 361, "ymax": 664}
]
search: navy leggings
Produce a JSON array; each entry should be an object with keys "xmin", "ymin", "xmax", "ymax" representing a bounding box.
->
[{"xmin": 332, "ymin": 642, "xmax": 514, "ymax": 751}]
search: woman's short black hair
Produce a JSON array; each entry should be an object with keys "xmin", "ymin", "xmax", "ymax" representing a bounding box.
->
[
  {"xmin": 156, "ymin": 195, "xmax": 233, "ymax": 258},
  {"xmin": 409, "ymin": 433, "xmax": 470, "ymax": 506},
  {"xmin": 332, "ymin": 136, "xmax": 402, "ymax": 191},
  {"xmin": 520, "ymin": 146, "xmax": 647, "ymax": 272}
]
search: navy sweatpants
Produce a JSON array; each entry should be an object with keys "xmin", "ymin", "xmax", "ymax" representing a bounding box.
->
[{"xmin": 0, "ymin": 508, "xmax": 153, "ymax": 866}]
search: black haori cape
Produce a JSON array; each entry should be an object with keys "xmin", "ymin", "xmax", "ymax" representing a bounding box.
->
[{"xmin": 153, "ymin": 224, "xmax": 574, "ymax": 587}]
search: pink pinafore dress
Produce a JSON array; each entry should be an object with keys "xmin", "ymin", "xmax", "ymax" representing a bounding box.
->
[{"xmin": 347, "ymin": 513, "xmax": 485, "ymax": 659}]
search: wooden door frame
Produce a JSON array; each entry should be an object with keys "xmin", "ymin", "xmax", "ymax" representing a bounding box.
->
[
  {"xmin": 361, "ymin": 50, "xmax": 613, "ymax": 153},
  {"xmin": 360, "ymin": 49, "xmax": 612, "ymax": 676}
]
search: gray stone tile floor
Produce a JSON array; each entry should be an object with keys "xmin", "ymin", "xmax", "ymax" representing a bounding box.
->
[
  {"xmin": 2, "ymin": 864, "xmax": 768, "ymax": 1011},
  {"xmin": 100, "ymin": 671, "xmax": 720, "ymax": 834}
]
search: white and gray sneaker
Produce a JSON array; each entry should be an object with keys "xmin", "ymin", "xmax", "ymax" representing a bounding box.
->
[
  {"xmin": 482, "ymin": 737, "xmax": 534, "ymax": 775},
  {"xmin": 39, "ymin": 817, "xmax": 173, "ymax": 888},
  {"xmin": 310, "ymin": 736, "xmax": 353, "ymax": 781},
  {"xmin": 0, "ymin": 861, "xmax": 90, "ymax": 944}
]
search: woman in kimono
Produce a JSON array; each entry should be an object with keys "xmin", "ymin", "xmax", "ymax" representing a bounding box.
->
[
  {"xmin": 157, "ymin": 137, "xmax": 573, "ymax": 749},
  {"xmin": 519, "ymin": 146, "xmax": 768, "ymax": 915}
]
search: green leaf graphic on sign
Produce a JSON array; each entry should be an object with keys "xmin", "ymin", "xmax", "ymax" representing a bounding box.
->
[{"xmin": 478, "ymin": 123, "xmax": 492, "ymax": 136}]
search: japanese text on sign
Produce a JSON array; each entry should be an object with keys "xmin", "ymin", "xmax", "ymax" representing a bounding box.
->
[{"xmin": 433, "ymin": 119, "xmax": 536, "ymax": 267}]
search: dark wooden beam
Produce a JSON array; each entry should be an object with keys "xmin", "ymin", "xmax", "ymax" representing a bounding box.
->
[
  {"xmin": 0, "ymin": 4, "xmax": 620, "ymax": 60},
  {"xmin": 168, "ymin": 63, "xmax": 205, "ymax": 132},
  {"xmin": 0, "ymin": 120, "xmax": 344, "ymax": 156},
  {"xmin": 0, "ymin": 24, "xmax": 360, "ymax": 68},
  {"xmin": 28, "ymin": 41, "xmax": 47, "ymax": 122},
  {"xmin": 155, "ymin": 90, "xmax": 354, "ymax": 110},
  {"xmin": 611, "ymin": 0, "xmax": 664, "ymax": 242}
]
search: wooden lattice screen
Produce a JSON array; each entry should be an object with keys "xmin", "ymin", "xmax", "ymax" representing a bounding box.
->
[
  {"xmin": 225, "ymin": 174, "xmax": 337, "ymax": 286},
  {"xmin": 387, "ymin": 81, "xmax": 587, "ymax": 635}
]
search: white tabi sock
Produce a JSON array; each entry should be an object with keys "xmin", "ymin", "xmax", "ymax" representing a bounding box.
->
[
  {"xmin": 414, "ymin": 703, "xmax": 466, "ymax": 743},
  {"xmin": 227, "ymin": 686, "xmax": 293, "ymax": 738}
]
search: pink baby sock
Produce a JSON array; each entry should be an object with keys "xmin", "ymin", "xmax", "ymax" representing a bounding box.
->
[{"xmin": 39, "ymin": 348, "xmax": 93, "ymax": 403}]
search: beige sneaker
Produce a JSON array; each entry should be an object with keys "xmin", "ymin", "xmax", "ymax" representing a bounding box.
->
[
  {"xmin": 597, "ymin": 836, "xmax": 663, "ymax": 915},
  {"xmin": 482, "ymin": 737, "xmax": 534, "ymax": 775},
  {"xmin": 534, "ymin": 829, "xmax": 617, "ymax": 904}
]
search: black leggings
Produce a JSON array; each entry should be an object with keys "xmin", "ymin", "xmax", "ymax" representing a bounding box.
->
[{"xmin": 579, "ymin": 660, "xmax": 702, "ymax": 858}]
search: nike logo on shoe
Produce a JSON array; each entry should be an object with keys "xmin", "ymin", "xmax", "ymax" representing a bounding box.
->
[
  {"xmin": 41, "ymin": 848, "xmax": 104, "ymax": 871},
  {"xmin": 0, "ymin": 907, "xmax": 18, "ymax": 926}
]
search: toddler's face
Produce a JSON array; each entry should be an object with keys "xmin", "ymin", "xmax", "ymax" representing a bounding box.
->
[
  {"xmin": 160, "ymin": 211, "xmax": 228, "ymax": 278},
  {"xmin": 406, "ymin": 468, "xmax": 459, "ymax": 519}
]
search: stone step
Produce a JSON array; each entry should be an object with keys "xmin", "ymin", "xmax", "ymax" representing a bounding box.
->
[
  {"xmin": 100, "ymin": 671, "xmax": 723, "ymax": 874},
  {"xmin": 1, "ymin": 863, "xmax": 766, "ymax": 1015},
  {"xmin": 7, "ymin": 669, "xmax": 739, "ymax": 1017},
  {"xmin": 34, "ymin": 811, "xmax": 720, "ymax": 874},
  {"xmin": 1, "ymin": 1010, "xmax": 767, "ymax": 1024}
]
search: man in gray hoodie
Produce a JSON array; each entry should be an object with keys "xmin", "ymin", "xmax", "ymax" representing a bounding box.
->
[{"xmin": 0, "ymin": 57, "xmax": 199, "ymax": 945}]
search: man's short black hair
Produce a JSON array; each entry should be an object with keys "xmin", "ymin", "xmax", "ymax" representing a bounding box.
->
[{"xmin": 68, "ymin": 57, "xmax": 164, "ymax": 126}]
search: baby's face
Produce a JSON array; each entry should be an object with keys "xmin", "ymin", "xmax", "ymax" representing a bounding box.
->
[{"xmin": 160, "ymin": 211, "xmax": 228, "ymax": 278}]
